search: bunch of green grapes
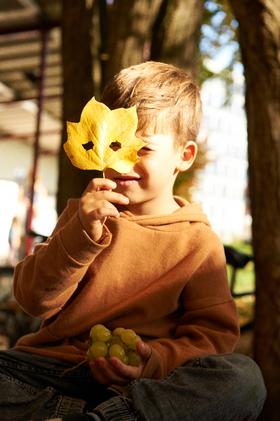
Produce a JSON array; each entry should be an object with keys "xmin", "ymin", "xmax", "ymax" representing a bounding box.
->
[{"xmin": 87, "ymin": 324, "xmax": 142, "ymax": 367}]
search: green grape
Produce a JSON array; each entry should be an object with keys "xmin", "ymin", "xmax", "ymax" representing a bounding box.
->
[
  {"xmin": 87, "ymin": 325, "xmax": 143, "ymax": 366},
  {"xmin": 110, "ymin": 335, "xmax": 125, "ymax": 347},
  {"xmin": 87, "ymin": 341, "xmax": 108, "ymax": 360},
  {"xmin": 109, "ymin": 343, "xmax": 126, "ymax": 362},
  {"xmin": 90, "ymin": 324, "xmax": 111, "ymax": 343},
  {"xmin": 127, "ymin": 350, "xmax": 141, "ymax": 367},
  {"xmin": 130, "ymin": 335, "xmax": 141, "ymax": 351},
  {"xmin": 112, "ymin": 327, "xmax": 126, "ymax": 337},
  {"xmin": 122, "ymin": 354, "xmax": 129, "ymax": 365},
  {"xmin": 120, "ymin": 329, "xmax": 138, "ymax": 348}
]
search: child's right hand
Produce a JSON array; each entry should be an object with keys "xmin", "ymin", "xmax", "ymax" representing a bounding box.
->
[{"xmin": 78, "ymin": 178, "xmax": 129, "ymax": 242}]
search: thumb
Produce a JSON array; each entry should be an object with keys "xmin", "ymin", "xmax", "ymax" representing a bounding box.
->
[{"xmin": 137, "ymin": 341, "xmax": 152, "ymax": 360}]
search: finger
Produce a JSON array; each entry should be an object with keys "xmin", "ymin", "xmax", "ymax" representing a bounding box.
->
[
  {"xmin": 81, "ymin": 197, "xmax": 118, "ymax": 213},
  {"xmin": 100, "ymin": 358, "xmax": 133, "ymax": 383},
  {"xmin": 89, "ymin": 206, "xmax": 120, "ymax": 221},
  {"xmin": 96, "ymin": 190, "xmax": 129, "ymax": 205},
  {"xmin": 108, "ymin": 357, "xmax": 140, "ymax": 381},
  {"xmin": 90, "ymin": 359, "xmax": 130, "ymax": 385},
  {"xmin": 80, "ymin": 198, "xmax": 118, "ymax": 216},
  {"xmin": 90, "ymin": 360, "xmax": 115, "ymax": 385},
  {"xmin": 136, "ymin": 341, "xmax": 152, "ymax": 360},
  {"xmin": 83, "ymin": 178, "xmax": 117, "ymax": 194},
  {"xmin": 82, "ymin": 190, "xmax": 129, "ymax": 207}
]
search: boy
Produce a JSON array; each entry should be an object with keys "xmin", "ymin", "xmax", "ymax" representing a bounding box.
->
[{"xmin": 0, "ymin": 61, "xmax": 266, "ymax": 420}]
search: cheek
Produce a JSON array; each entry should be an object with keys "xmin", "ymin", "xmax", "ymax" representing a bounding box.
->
[
  {"xmin": 137, "ymin": 152, "xmax": 175, "ymax": 177},
  {"xmin": 135, "ymin": 156, "xmax": 150, "ymax": 172},
  {"xmin": 141, "ymin": 160, "xmax": 160, "ymax": 179}
]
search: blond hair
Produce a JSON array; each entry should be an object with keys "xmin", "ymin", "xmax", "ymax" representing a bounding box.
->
[{"xmin": 101, "ymin": 61, "xmax": 202, "ymax": 148}]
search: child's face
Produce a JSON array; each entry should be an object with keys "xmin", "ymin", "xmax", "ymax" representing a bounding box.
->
[{"xmin": 105, "ymin": 131, "xmax": 195, "ymax": 215}]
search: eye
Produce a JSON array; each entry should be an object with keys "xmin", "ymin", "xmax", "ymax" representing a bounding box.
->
[
  {"xmin": 139, "ymin": 147, "xmax": 152, "ymax": 152},
  {"xmin": 137, "ymin": 147, "xmax": 151, "ymax": 156}
]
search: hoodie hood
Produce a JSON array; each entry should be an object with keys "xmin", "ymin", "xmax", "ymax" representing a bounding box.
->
[{"xmin": 119, "ymin": 196, "xmax": 210, "ymax": 227}]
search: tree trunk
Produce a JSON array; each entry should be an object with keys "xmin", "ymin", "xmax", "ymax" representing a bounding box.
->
[
  {"xmin": 228, "ymin": 1, "xmax": 280, "ymax": 419},
  {"xmin": 57, "ymin": 0, "xmax": 99, "ymax": 215},
  {"xmin": 150, "ymin": 0, "xmax": 204, "ymax": 77},
  {"xmin": 103, "ymin": 0, "xmax": 161, "ymax": 86}
]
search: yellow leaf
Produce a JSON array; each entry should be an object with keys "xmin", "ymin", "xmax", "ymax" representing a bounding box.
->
[{"xmin": 63, "ymin": 97, "xmax": 146, "ymax": 172}]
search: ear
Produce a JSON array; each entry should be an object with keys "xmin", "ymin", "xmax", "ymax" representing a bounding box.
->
[{"xmin": 176, "ymin": 141, "xmax": 198, "ymax": 172}]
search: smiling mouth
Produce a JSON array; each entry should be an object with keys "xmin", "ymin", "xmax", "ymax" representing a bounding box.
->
[
  {"xmin": 114, "ymin": 176, "xmax": 141, "ymax": 186},
  {"xmin": 115, "ymin": 176, "xmax": 141, "ymax": 181}
]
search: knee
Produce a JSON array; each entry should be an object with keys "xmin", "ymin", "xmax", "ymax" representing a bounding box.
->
[
  {"xmin": 230, "ymin": 354, "xmax": 266, "ymax": 394},
  {"xmin": 221, "ymin": 353, "xmax": 267, "ymax": 419}
]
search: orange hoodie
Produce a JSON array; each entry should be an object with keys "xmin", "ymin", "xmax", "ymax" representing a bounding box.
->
[{"xmin": 14, "ymin": 197, "xmax": 239, "ymax": 379}]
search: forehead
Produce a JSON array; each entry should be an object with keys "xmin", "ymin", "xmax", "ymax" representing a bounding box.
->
[
  {"xmin": 136, "ymin": 108, "xmax": 174, "ymax": 137},
  {"xmin": 136, "ymin": 131, "xmax": 176, "ymax": 149}
]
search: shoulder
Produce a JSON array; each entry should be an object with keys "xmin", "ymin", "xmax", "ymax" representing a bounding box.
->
[{"xmin": 183, "ymin": 221, "xmax": 226, "ymax": 268}]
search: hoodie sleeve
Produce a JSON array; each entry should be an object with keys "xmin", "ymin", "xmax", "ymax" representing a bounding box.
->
[
  {"xmin": 142, "ymin": 232, "xmax": 240, "ymax": 379},
  {"xmin": 13, "ymin": 199, "xmax": 112, "ymax": 320}
]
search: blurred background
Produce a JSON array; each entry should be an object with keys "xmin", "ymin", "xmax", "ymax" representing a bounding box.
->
[{"xmin": 0, "ymin": 1, "xmax": 279, "ymax": 419}]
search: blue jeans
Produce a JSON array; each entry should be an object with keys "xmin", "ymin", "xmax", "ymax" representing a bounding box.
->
[{"xmin": 0, "ymin": 349, "xmax": 266, "ymax": 421}]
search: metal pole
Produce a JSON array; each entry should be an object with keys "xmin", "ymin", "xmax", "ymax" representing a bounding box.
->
[{"xmin": 25, "ymin": 29, "xmax": 49, "ymax": 255}]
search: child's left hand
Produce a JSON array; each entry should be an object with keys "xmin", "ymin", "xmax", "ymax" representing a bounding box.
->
[{"xmin": 89, "ymin": 341, "xmax": 152, "ymax": 385}]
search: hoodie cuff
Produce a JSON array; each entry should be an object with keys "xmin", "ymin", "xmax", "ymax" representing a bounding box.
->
[
  {"xmin": 141, "ymin": 347, "xmax": 162, "ymax": 379},
  {"xmin": 59, "ymin": 212, "xmax": 112, "ymax": 264}
]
